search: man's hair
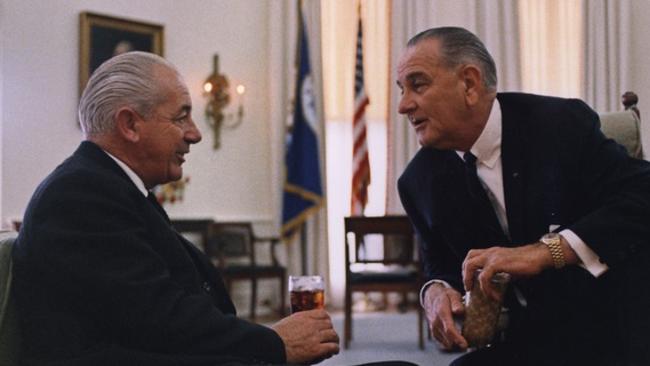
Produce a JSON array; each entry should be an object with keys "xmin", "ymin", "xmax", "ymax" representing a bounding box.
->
[
  {"xmin": 78, "ymin": 51, "xmax": 177, "ymax": 136},
  {"xmin": 407, "ymin": 27, "xmax": 497, "ymax": 91}
]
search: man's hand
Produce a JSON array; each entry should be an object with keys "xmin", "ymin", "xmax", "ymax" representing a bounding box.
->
[
  {"xmin": 423, "ymin": 283, "xmax": 468, "ymax": 351},
  {"xmin": 271, "ymin": 309, "xmax": 339, "ymax": 364},
  {"xmin": 462, "ymin": 240, "xmax": 577, "ymax": 300}
]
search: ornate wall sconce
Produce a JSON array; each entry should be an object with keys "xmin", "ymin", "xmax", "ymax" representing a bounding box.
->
[{"xmin": 203, "ymin": 54, "xmax": 245, "ymax": 149}]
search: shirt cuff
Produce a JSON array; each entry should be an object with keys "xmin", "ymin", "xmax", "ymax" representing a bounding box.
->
[
  {"xmin": 560, "ymin": 229, "xmax": 609, "ymax": 277},
  {"xmin": 419, "ymin": 279, "xmax": 452, "ymax": 307}
]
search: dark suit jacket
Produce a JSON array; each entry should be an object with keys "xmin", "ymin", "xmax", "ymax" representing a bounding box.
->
[
  {"xmin": 398, "ymin": 93, "xmax": 650, "ymax": 365},
  {"xmin": 12, "ymin": 141, "xmax": 286, "ymax": 366}
]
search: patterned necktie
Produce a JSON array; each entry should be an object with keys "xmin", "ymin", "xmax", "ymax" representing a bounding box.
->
[{"xmin": 463, "ymin": 152, "xmax": 507, "ymax": 244}]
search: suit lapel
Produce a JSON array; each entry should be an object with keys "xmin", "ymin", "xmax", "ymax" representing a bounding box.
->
[
  {"xmin": 434, "ymin": 151, "xmax": 494, "ymax": 255},
  {"xmin": 499, "ymin": 95, "xmax": 526, "ymax": 244},
  {"xmin": 146, "ymin": 192, "xmax": 171, "ymax": 224}
]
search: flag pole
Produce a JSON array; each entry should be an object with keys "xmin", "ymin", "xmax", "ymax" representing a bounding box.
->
[
  {"xmin": 297, "ymin": 0, "xmax": 308, "ymax": 275},
  {"xmin": 283, "ymin": 0, "xmax": 321, "ymax": 275}
]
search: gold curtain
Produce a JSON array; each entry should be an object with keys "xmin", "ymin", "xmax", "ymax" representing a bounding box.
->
[
  {"xmin": 321, "ymin": 0, "xmax": 389, "ymax": 308},
  {"xmin": 321, "ymin": 0, "xmax": 389, "ymax": 122},
  {"xmin": 519, "ymin": 0, "xmax": 584, "ymax": 98}
]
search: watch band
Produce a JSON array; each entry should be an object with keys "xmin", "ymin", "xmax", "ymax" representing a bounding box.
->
[{"xmin": 541, "ymin": 233, "xmax": 566, "ymax": 269}]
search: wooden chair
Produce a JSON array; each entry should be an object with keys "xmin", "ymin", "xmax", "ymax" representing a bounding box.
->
[
  {"xmin": 206, "ymin": 222, "xmax": 286, "ymax": 320},
  {"xmin": 599, "ymin": 91, "xmax": 643, "ymax": 158},
  {"xmin": 171, "ymin": 218, "xmax": 214, "ymax": 252},
  {"xmin": 344, "ymin": 215, "xmax": 424, "ymax": 349}
]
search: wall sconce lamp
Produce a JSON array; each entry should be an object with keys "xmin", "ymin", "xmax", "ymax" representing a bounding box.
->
[{"xmin": 203, "ymin": 54, "xmax": 245, "ymax": 149}]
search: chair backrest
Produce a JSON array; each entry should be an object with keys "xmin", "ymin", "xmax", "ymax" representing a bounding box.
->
[
  {"xmin": 344, "ymin": 216, "xmax": 416, "ymax": 266},
  {"xmin": 599, "ymin": 91, "xmax": 643, "ymax": 159},
  {"xmin": 207, "ymin": 222, "xmax": 256, "ymax": 267},
  {"xmin": 171, "ymin": 218, "xmax": 214, "ymax": 252},
  {"xmin": 0, "ymin": 231, "xmax": 20, "ymax": 365}
]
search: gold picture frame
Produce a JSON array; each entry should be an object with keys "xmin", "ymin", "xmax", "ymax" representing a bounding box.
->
[{"xmin": 79, "ymin": 12, "xmax": 164, "ymax": 95}]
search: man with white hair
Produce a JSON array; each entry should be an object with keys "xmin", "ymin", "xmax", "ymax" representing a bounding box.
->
[{"xmin": 12, "ymin": 52, "xmax": 339, "ymax": 366}]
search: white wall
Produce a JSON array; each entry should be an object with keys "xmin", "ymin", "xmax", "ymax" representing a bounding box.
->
[
  {"xmin": 631, "ymin": 0, "xmax": 650, "ymax": 152},
  {"xmin": 0, "ymin": 0, "xmax": 279, "ymax": 227}
]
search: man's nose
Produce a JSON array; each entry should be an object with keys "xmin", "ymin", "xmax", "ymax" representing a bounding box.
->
[
  {"xmin": 398, "ymin": 92, "xmax": 415, "ymax": 115},
  {"xmin": 185, "ymin": 117, "xmax": 202, "ymax": 143}
]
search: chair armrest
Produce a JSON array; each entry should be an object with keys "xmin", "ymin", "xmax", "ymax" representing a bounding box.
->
[
  {"xmin": 252, "ymin": 235, "xmax": 281, "ymax": 266},
  {"xmin": 254, "ymin": 236, "xmax": 280, "ymax": 243}
]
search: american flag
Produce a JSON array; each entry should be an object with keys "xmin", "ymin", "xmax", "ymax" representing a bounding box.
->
[{"xmin": 351, "ymin": 15, "xmax": 370, "ymax": 216}]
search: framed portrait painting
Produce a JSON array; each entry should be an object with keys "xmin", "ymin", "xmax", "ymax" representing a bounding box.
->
[{"xmin": 79, "ymin": 12, "xmax": 164, "ymax": 95}]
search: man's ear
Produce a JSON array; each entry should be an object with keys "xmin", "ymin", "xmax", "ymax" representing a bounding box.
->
[
  {"xmin": 114, "ymin": 107, "xmax": 141, "ymax": 142},
  {"xmin": 459, "ymin": 64, "xmax": 483, "ymax": 107}
]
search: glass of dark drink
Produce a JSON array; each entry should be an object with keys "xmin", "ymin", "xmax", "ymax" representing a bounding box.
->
[{"xmin": 288, "ymin": 275, "xmax": 325, "ymax": 313}]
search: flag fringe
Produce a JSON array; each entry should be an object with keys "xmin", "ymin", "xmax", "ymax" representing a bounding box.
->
[{"xmin": 281, "ymin": 200, "xmax": 323, "ymax": 241}]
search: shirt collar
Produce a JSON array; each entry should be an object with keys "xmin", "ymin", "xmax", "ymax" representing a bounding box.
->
[
  {"xmin": 456, "ymin": 99, "xmax": 502, "ymax": 168},
  {"xmin": 103, "ymin": 150, "xmax": 148, "ymax": 197}
]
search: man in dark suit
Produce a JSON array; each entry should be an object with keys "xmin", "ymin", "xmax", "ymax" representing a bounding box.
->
[
  {"xmin": 12, "ymin": 52, "xmax": 339, "ymax": 366},
  {"xmin": 397, "ymin": 27, "xmax": 650, "ymax": 365}
]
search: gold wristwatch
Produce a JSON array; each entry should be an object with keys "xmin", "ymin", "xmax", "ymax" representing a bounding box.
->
[{"xmin": 541, "ymin": 232, "xmax": 565, "ymax": 269}]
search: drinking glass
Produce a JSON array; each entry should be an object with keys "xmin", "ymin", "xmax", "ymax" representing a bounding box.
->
[{"xmin": 288, "ymin": 275, "xmax": 325, "ymax": 313}]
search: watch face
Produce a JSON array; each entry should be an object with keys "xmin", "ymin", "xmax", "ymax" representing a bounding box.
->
[{"xmin": 542, "ymin": 232, "xmax": 560, "ymax": 242}]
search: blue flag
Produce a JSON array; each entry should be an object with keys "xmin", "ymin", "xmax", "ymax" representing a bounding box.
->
[{"xmin": 281, "ymin": 15, "xmax": 323, "ymax": 239}]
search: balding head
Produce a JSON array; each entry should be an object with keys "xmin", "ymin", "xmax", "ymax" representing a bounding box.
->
[{"xmin": 407, "ymin": 27, "xmax": 497, "ymax": 92}]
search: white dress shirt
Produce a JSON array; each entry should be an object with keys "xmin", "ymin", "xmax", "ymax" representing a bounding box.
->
[{"xmin": 104, "ymin": 150, "xmax": 148, "ymax": 197}]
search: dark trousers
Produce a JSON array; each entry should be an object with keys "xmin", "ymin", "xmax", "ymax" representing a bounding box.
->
[{"xmin": 449, "ymin": 345, "xmax": 613, "ymax": 366}]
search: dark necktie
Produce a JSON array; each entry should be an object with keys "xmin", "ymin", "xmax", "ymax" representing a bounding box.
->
[
  {"xmin": 463, "ymin": 152, "xmax": 485, "ymax": 201},
  {"xmin": 463, "ymin": 152, "xmax": 507, "ymax": 244},
  {"xmin": 147, "ymin": 191, "xmax": 171, "ymax": 224},
  {"xmin": 464, "ymin": 153, "xmax": 523, "ymax": 312}
]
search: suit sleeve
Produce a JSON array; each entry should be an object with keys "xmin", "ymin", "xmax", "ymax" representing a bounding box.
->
[
  {"xmin": 18, "ymin": 171, "xmax": 286, "ymax": 364},
  {"xmin": 561, "ymin": 99, "xmax": 650, "ymax": 267},
  {"xmin": 398, "ymin": 172, "xmax": 464, "ymax": 291}
]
